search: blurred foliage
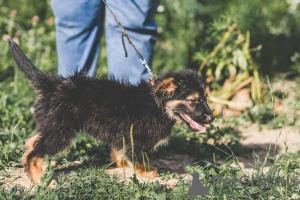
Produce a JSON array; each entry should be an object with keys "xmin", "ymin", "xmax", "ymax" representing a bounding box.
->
[
  {"xmin": 0, "ymin": 0, "xmax": 57, "ymax": 76},
  {"xmin": 154, "ymin": 0, "xmax": 300, "ymax": 77},
  {"xmin": 1, "ymin": 0, "xmax": 300, "ymax": 77},
  {"xmin": 154, "ymin": 0, "xmax": 212, "ymax": 72},
  {"xmin": 224, "ymin": 0, "xmax": 300, "ymax": 75},
  {"xmin": 194, "ymin": 22, "xmax": 262, "ymax": 108}
]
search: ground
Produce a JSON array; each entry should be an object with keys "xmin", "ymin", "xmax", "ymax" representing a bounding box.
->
[{"xmin": 2, "ymin": 124, "xmax": 299, "ymax": 191}]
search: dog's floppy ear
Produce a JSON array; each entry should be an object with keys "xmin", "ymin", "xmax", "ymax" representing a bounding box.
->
[{"xmin": 155, "ymin": 77, "xmax": 177, "ymax": 96}]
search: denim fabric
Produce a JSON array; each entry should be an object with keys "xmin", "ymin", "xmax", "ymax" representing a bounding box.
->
[{"xmin": 51, "ymin": 0, "xmax": 159, "ymax": 84}]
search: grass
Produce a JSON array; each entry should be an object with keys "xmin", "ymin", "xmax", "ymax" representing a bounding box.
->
[{"xmin": 0, "ymin": 6, "xmax": 300, "ymax": 200}]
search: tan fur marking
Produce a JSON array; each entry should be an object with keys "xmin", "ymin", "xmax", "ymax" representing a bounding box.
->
[
  {"xmin": 186, "ymin": 92, "xmax": 200, "ymax": 100},
  {"xmin": 22, "ymin": 150, "xmax": 31, "ymax": 167},
  {"xmin": 41, "ymin": 161, "xmax": 59, "ymax": 172},
  {"xmin": 22, "ymin": 135, "xmax": 40, "ymax": 167},
  {"xmin": 27, "ymin": 157, "xmax": 45, "ymax": 184},
  {"xmin": 165, "ymin": 100, "xmax": 193, "ymax": 120},
  {"xmin": 155, "ymin": 77, "xmax": 177, "ymax": 96},
  {"xmin": 111, "ymin": 149, "xmax": 157, "ymax": 178},
  {"xmin": 153, "ymin": 137, "xmax": 169, "ymax": 151},
  {"xmin": 110, "ymin": 148, "xmax": 128, "ymax": 167},
  {"xmin": 22, "ymin": 135, "xmax": 47, "ymax": 184},
  {"xmin": 25, "ymin": 135, "xmax": 39, "ymax": 150},
  {"xmin": 37, "ymin": 93, "xmax": 43, "ymax": 100},
  {"xmin": 136, "ymin": 164, "xmax": 158, "ymax": 178}
]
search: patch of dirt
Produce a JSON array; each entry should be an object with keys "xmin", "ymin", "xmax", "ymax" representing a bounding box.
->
[
  {"xmin": 0, "ymin": 168, "xmax": 34, "ymax": 192},
  {"xmin": 230, "ymin": 124, "xmax": 300, "ymax": 174},
  {"xmin": 1, "ymin": 124, "xmax": 299, "ymax": 191}
]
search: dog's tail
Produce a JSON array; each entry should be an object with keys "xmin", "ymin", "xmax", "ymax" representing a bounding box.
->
[{"xmin": 8, "ymin": 40, "xmax": 57, "ymax": 89}]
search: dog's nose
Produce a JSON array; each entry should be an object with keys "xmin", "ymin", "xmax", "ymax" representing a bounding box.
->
[{"xmin": 204, "ymin": 114, "xmax": 214, "ymax": 123}]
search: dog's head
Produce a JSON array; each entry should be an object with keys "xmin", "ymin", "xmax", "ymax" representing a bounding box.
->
[{"xmin": 152, "ymin": 70, "xmax": 214, "ymax": 133}]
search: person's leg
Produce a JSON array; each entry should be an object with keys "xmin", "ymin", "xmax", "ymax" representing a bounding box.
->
[
  {"xmin": 51, "ymin": 0, "xmax": 104, "ymax": 77},
  {"xmin": 105, "ymin": 0, "xmax": 159, "ymax": 84}
]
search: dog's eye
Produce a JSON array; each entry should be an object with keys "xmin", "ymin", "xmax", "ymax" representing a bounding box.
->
[{"xmin": 187, "ymin": 98, "xmax": 199, "ymax": 103}]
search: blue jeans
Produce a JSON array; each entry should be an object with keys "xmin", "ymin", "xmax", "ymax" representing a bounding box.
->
[{"xmin": 51, "ymin": 0, "xmax": 159, "ymax": 84}]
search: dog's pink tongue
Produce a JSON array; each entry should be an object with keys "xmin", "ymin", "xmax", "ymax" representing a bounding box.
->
[{"xmin": 180, "ymin": 113, "xmax": 206, "ymax": 133}]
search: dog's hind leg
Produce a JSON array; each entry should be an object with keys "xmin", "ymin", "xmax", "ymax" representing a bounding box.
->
[
  {"xmin": 22, "ymin": 131, "xmax": 76, "ymax": 184},
  {"xmin": 22, "ymin": 135, "xmax": 45, "ymax": 184},
  {"xmin": 23, "ymin": 135, "xmax": 58, "ymax": 172}
]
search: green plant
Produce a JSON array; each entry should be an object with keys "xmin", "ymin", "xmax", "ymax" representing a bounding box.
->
[
  {"xmin": 0, "ymin": 185, "xmax": 26, "ymax": 199},
  {"xmin": 194, "ymin": 20, "xmax": 262, "ymax": 110}
]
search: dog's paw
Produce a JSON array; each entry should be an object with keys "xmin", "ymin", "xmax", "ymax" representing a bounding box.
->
[{"xmin": 136, "ymin": 165, "xmax": 158, "ymax": 178}]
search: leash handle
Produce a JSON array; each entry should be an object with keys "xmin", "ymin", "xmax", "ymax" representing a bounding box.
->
[{"xmin": 102, "ymin": 0, "xmax": 157, "ymax": 81}]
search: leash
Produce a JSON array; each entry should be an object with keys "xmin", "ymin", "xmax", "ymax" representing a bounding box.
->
[{"xmin": 102, "ymin": 0, "xmax": 157, "ymax": 83}]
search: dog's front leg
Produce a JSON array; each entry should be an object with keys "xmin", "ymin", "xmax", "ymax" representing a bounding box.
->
[
  {"xmin": 135, "ymin": 163, "xmax": 158, "ymax": 179},
  {"xmin": 110, "ymin": 147, "xmax": 158, "ymax": 178}
]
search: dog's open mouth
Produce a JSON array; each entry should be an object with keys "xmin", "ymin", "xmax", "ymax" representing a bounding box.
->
[{"xmin": 180, "ymin": 113, "xmax": 206, "ymax": 133}]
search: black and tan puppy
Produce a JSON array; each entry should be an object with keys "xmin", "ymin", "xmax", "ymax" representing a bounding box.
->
[{"xmin": 8, "ymin": 40, "xmax": 214, "ymax": 184}]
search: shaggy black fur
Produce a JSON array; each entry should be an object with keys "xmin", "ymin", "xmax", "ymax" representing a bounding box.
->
[{"xmin": 8, "ymin": 40, "xmax": 214, "ymax": 181}]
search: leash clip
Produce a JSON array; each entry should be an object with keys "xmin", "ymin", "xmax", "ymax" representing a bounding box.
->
[{"xmin": 139, "ymin": 58, "xmax": 157, "ymax": 81}]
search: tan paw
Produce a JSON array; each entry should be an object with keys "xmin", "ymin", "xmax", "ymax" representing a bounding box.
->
[
  {"xmin": 25, "ymin": 156, "xmax": 45, "ymax": 184},
  {"xmin": 136, "ymin": 164, "xmax": 158, "ymax": 178}
]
